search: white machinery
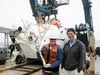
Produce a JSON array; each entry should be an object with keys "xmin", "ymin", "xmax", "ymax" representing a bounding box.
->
[{"xmin": 9, "ymin": 20, "xmax": 68, "ymax": 64}]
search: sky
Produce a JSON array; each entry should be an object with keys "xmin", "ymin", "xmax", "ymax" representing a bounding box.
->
[{"xmin": 0, "ymin": 0, "xmax": 100, "ymax": 40}]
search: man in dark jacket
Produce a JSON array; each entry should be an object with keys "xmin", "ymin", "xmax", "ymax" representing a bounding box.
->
[{"xmin": 62, "ymin": 28, "xmax": 86, "ymax": 75}]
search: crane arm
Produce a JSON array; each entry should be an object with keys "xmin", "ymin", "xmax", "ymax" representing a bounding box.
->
[{"xmin": 81, "ymin": 0, "xmax": 93, "ymax": 31}]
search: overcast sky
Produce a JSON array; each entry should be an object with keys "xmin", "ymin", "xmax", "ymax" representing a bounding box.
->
[{"xmin": 0, "ymin": 0, "xmax": 100, "ymax": 40}]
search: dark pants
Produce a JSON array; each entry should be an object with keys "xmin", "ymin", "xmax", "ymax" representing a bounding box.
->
[{"xmin": 42, "ymin": 70, "xmax": 59, "ymax": 75}]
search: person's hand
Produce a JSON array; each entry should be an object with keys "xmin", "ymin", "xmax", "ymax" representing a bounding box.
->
[{"xmin": 44, "ymin": 64, "xmax": 51, "ymax": 68}]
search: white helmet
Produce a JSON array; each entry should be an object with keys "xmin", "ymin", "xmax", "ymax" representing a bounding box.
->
[{"xmin": 49, "ymin": 36, "xmax": 58, "ymax": 39}]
